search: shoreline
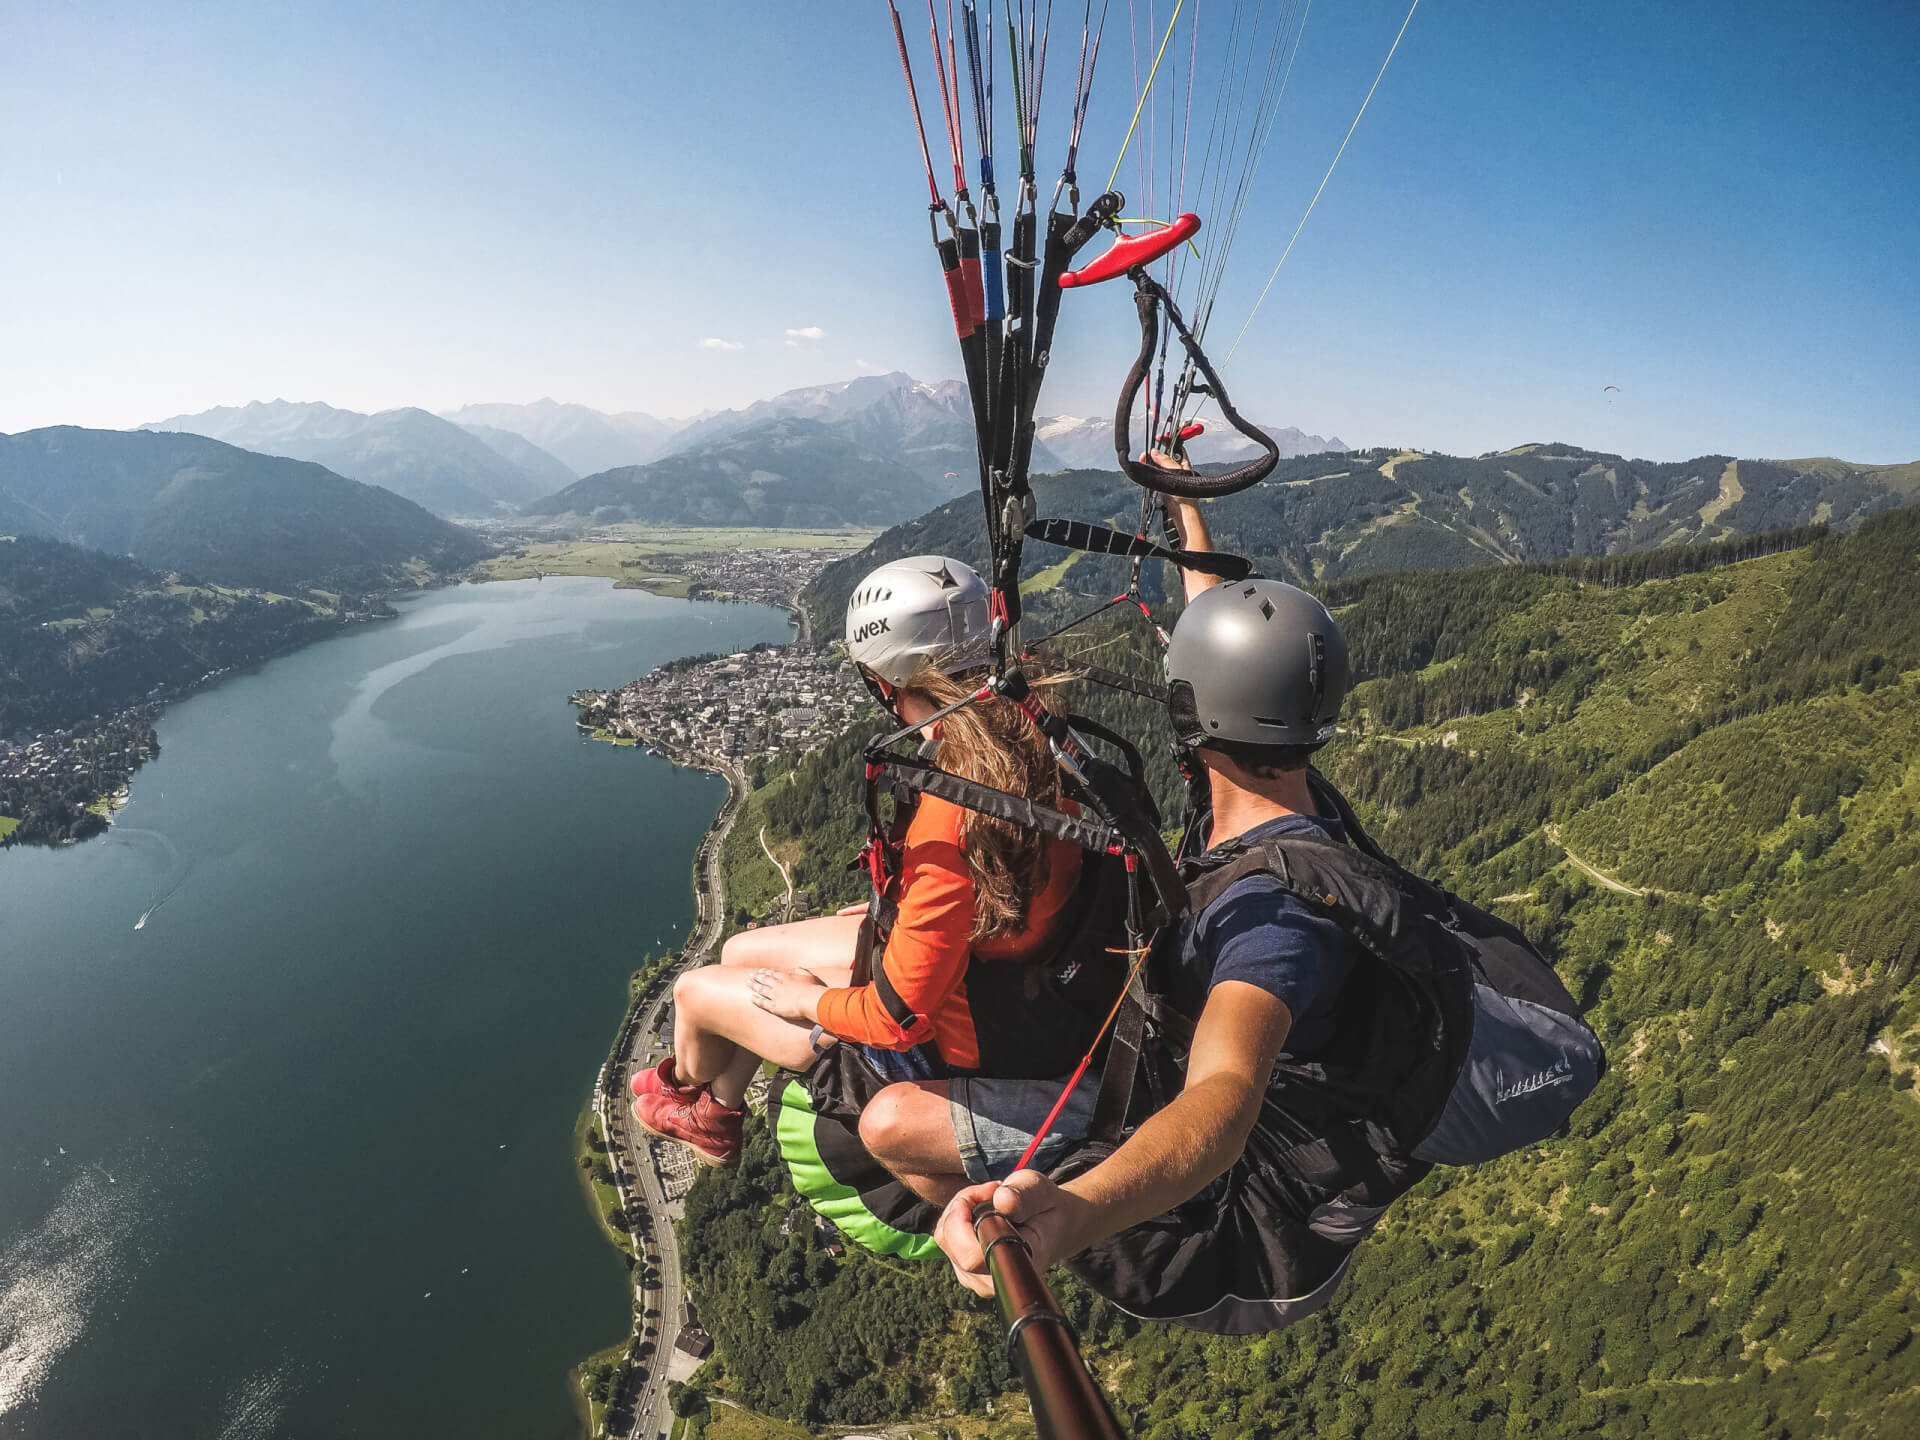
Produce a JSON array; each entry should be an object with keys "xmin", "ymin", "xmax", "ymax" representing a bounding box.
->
[
  {"xmin": 573, "ymin": 721, "xmax": 756, "ymax": 1440},
  {"xmin": 1, "ymin": 612, "xmax": 395, "ymax": 851},
  {"xmin": 573, "ymin": 751, "xmax": 745, "ymax": 1438},
  {"xmin": 570, "ymin": 576, "xmax": 836, "ymax": 1438}
]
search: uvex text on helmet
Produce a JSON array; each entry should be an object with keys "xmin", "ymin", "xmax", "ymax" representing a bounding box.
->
[
  {"xmin": 844, "ymin": 555, "xmax": 992, "ymax": 688},
  {"xmin": 1164, "ymin": 579, "xmax": 1350, "ymax": 747}
]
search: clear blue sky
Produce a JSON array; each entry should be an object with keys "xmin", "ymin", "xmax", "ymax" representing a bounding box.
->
[{"xmin": 3, "ymin": 1, "xmax": 1915, "ymax": 461}]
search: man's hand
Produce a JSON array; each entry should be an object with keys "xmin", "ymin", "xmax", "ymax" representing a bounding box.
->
[
  {"xmin": 1139, "ymin": 447, "xmax": 1195, "ymax": 477},
  {"xmin": 934, "ymin": 1169, "xmax": 1092, "ymax": 1297},
  {"xmin": 750, "ymin": 968, "xmax": 827, "ymax": 1023}
]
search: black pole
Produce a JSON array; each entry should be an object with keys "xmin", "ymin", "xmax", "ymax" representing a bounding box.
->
[{"xmin": 974, "ymin": 1205, "xmax": 1126, "ymax": 1440}]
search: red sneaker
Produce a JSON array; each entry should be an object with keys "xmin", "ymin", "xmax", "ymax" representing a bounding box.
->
[
  {"xmin": 630, "ymin": 1055, "xmax": 701, "ymax": 1103},
  {"xmin": 633, "ymin": 1088, "xmax": 743, "ymax": 1168}
]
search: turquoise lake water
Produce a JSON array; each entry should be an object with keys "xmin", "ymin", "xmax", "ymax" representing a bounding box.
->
[{"xmin": 0, "ymin": 578, "xmax": 792, "ymax": 1438}]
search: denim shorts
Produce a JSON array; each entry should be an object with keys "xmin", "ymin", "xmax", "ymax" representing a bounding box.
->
[
  {"xmin": 948, "ymin": 1068, "xmax": 1102, "ymax": 1184},
  {"xmin": 855, "ymin": 1048, "xmax": 1102, "ymax": 1184},
  {"xmin": 858, "ymin": 1043, "xmax": 940, "ymax": 1083}
]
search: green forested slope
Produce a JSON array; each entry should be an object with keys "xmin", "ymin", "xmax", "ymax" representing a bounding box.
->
[
  {"xmin": 1, "ymin": 534, "xmax": 389, "ymax": 843},
  {"xmin": 801, "ymin": 449, "xmax": 1915, "ymax": 632},
  {"xmin": 0, "ymin": 426, "xmax": 492, "ymax": 590},
  {"xmin": 0, "ymin": 534, "xmax": 381, "ymax": 737},
  {"xmin": 684, "ymin": 507, "xmax": 1920, "ymax": 1438},
  {"xmin": 522, "ymin": 417, "xmax": 953, "ymax": 527}
]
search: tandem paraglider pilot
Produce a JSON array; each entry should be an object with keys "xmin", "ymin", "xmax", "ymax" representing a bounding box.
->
[{"xmin": 932, "ymin": 489, "xmax": 1603, "ymax": 1333}]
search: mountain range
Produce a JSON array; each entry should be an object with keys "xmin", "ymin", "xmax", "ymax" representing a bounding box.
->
[
  {"xmin": 1032, "ymin": 413, "xmax": 1346, "ymax": 469},
  {"xmin": 521, "ymin": 417, "xmax": 957, "ymax": 529},
  {"xmin": 441, "ymin": 399, "xmax": 687, "ymax": 478},
  {"xmin": 143, "ymin": 399, "xmax": 564, "ymax": 517},
  {"xmin": 129, "ymin": 375, "xmax": 1342, "ymax": 529},
  {"xmin": 804, "ymin": 446, "xmax": 1920, "ymax": 629},
  {"xmin": 0, "ymin": 427, "xmax": 490, "ymax": 591},
  {"xmin": 655, "ymin": 371, "xmax": 1063, "ymax": 486}
]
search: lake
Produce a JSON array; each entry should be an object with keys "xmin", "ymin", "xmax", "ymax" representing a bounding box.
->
[{"xmin": 0, "ymin": 578, "xmax": 793, "ymax": 1438}]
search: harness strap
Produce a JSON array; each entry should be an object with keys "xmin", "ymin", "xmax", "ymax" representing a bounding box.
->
[
  {"xmin": 870, "ymin": 952, "xmax": 918, "ymax": 1031},
  {"xmin": 877, "ymin": 751, "xmax": 1131, "ymax": 854},
  {"xmin": 1024, "ymin": 516, "xmax": 1253, "ymax": 581},
  {"xmin": 1089, "ymin": 962, "xmax": 1150, "ymax": 1141},
  {"xmin": 1025, "ymin": 645, "xmax": 1169, "ymax": 704}
]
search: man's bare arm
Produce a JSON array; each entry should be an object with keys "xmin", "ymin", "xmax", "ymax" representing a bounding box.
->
[
  {"xmin": 1164, "ymin": 495, "xmax": 1222, "ymax": 602},
  {"xmin": 1057, "ymin": 980, "xmax": 1286, "ymax": 1240},
  {"xmin": 1136, "ymin": 451, "xmax": 1223, "ymax": 603}
]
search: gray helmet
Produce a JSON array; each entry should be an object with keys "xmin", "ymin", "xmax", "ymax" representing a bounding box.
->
[
  {"xmin": 845, "ymin": 555, "xmax": 991, "ymax": 687},
  {"xmin": 1164, "ymin": 579, "xmax": 1349, "ymax": 748}
]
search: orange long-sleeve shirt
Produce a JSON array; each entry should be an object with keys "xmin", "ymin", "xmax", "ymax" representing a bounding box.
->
[{"xmin": 814, "ymin": 793, "xmax": 1082, "ymax": 1070}]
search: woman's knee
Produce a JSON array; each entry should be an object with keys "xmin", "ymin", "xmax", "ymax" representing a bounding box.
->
[
  {"xmin": 720, "ymin": 930, "xmax": 769, "ymax": 968},
  {"xmin": 673, "ymin": 965, "xmax": 721, "ymax": 1016}
]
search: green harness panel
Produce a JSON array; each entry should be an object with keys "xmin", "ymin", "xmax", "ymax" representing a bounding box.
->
[{"xmin": 773, "ymin": 1078, "xmax": 942, "ymax": 1261}]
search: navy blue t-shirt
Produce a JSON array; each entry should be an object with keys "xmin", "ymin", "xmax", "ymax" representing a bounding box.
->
[{"xmin": 1162, "ymin": 812, "xmax": 1356, "ymax": 1060}]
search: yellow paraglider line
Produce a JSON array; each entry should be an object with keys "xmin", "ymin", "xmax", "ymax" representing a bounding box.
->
[
  {"xmin": 1224, "ymin": 0, "xmax": 1423, "ymax": 365},
  {"xmin": 1106, "ymin": 0, "xmax": 1188, "ymax": 194}
]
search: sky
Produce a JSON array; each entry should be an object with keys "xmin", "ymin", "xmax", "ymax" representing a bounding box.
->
[{"xmin": 3, "ymin": 0, "xmax": 1916, "ymax": 462}]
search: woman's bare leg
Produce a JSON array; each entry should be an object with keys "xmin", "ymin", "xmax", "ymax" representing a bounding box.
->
[
  {"xmin": 671, "ymin": 965, "xmax": 837, "ymax": 1108},
  {"xmin": 651, "ymin": 915, "xmax": 859, "ymax": 1107},
  {"xmin": 717, "ymin": 912, "xmax": 863, "ymax": 982}
]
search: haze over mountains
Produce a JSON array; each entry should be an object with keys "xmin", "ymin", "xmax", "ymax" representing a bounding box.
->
[
  {"xmin": 1033, "ymin": 413, "xmax": 1347, "ymax": 469},
  {"xmin": 656, "ymin": 372, "xmax": 1064, "ymax": 484},
  {"xmin": 143, "ymin": 400, "xmax": 563, "ymax": 517},
  {"xmin": 441, "ymin": 399, "xmax": 687, "ymax": 478}
]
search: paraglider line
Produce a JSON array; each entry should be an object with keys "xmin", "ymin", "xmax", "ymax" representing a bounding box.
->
[
  {"xmin": 1224, "ymin": 0, "xmax": 1421, "ymax": 365},
  {"xmin": 1106, "ymin": 0, "xmax": 1186, "ymax": 192}
]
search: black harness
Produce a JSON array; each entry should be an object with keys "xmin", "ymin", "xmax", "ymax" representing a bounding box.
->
[{"xmin": 1054, "ymin": 771, "xmax": 1479, "ymax": 1333}]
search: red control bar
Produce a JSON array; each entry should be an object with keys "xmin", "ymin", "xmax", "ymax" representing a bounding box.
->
[{"xmin": 1057, "ymin": 213, "xmax": 1201, "ymax": 289}]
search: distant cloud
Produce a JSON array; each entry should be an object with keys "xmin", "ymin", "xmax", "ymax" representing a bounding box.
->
[
  {"xmin": 698, "ymin": 337, "xmax": 744, "ymax": 352},
  {"xmin": 784, "ymin": 326, "xmax": 827, "ymax": 347}
]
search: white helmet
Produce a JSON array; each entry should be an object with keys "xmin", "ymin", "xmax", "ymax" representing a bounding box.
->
[{"xmin": 845, "ymin": 555, "xmax": 991, "ymax": 688}]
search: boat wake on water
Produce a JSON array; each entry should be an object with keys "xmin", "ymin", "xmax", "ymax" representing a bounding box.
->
[{"xmin": 111, "ymin": 827, "xmax": 191, "ymax": 933}]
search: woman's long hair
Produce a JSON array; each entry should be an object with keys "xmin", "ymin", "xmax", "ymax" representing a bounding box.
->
[{"xmin": 898, "ymin": 664, "xmax": 1066, "ymax": 943}]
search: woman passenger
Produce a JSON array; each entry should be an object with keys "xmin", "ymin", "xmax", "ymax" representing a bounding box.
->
[{"xmin": 630, "ymin": 555, "xmax": 1099, "ymax": 1187}]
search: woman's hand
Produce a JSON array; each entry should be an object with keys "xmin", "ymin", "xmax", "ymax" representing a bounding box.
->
[{"xmin": 750, "ymin": 967, "xmax": 827, "ymax": 1023}]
